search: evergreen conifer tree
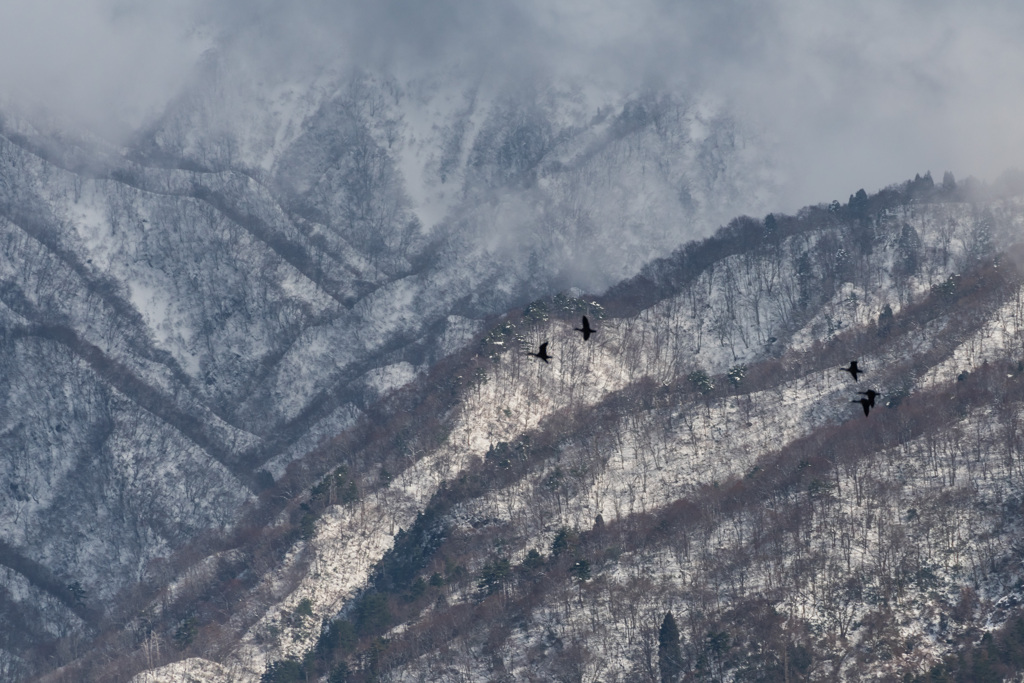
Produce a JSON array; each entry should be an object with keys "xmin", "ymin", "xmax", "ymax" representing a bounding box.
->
[{"xmin": 658, "ymin": 611, "xmax": 683, "ymax": 683}]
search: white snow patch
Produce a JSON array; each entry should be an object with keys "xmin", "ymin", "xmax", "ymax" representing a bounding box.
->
[
  {"xmin": 130, "ymin": 656, "xmax": 235, "ymax": 683},
  {"xmin": 363, "ymin": 361, "xmax": 418, "ymax": 398}
]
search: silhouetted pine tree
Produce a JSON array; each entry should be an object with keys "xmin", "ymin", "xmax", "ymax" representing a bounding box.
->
[{"xmin": 659, "ymin": 611, "xmax": 683, "ymax": 683}]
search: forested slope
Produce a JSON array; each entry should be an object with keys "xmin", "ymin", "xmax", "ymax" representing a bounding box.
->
[
  {"xmin": 0, "ymin": 66, "xmax": 774, "ymax": 680},
  {"xmin": 85, "ymin": 174, "xmax": 1024, "ymax": 682}
]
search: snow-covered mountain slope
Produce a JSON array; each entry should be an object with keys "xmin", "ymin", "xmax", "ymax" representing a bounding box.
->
[
  {"xmin": 0, "ymin": 63, "xmax": 778, "ymax": 678},
  {"xmin": 56, "ymin": 176, "xmax": 1024, "ymax": 682}
]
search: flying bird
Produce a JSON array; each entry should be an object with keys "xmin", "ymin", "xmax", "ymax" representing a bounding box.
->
[
  {"xmin": 529, "ymin": 342, "xmax": 552, "ymax": 363},
  {"xmin": 842, "ymin": 361, "xmax": 862, "ymax": 381},
  {"xmin": 858, "ymin": 389, "xmax": 881, "ymax": 408},
  {"xmin": 852, "ymin": 397, "xmax": 871, "ymax": 417},
  {"xmin": 574, "ymin": 316, "xmax": 596, "ymax": 341}
]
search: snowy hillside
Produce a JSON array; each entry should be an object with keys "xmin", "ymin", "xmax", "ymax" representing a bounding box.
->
[
  {"xmin": 4, "ymin": 1, "xmax": 1024, "ymax": 679},
  {"xmin": 44, "ymin": 174, "xmax": 1024, "ymax": 682},
  {"xmin": 0, "ymin": 61, "xmax": 777, "ymax": 679}
]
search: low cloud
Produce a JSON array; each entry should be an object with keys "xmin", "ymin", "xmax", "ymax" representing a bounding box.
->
[
  {"xmin": 0, "ymin": 0, "xmax": 208, "ymax": 136},
  {"xmin": 3, "ymin": 0, "xmax": 1023, "ymax": 209}
]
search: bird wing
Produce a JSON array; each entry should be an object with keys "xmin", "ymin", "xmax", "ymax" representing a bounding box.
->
[
  {"xmin": 582, "ymin": 315, "xmax": 590, "ymax": 328},
  {"xmin": 539, "ymin": 342, "xmax": 548, "ymax": 354}
]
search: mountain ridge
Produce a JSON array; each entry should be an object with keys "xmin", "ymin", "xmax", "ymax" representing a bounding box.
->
[
  {"xmin": 56, "ymin": 176, "xmax": 1024, "ymax": 682},
  {"xmin": 0, "ymin": 66, "xmax": 777, "ymax": 679}
]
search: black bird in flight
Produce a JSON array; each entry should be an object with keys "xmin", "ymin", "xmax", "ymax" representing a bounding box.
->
[
  {"xmin": 842, "ymin": 361, "xmax": 862, "ymax": 381},
  {"xmin": 852, "ymin": 397, "xmax": 872, "ymax": 417},
  {"xmin": 574, "ymin": 315, "xmax": 595, "ymax": 341},
  {"xmin": 529, "ymin": 342, "xmax": 552, "ymax": 363},
  {"xmin": 858, "ymin": 389, "xmax": 881, "ymax": 408}
]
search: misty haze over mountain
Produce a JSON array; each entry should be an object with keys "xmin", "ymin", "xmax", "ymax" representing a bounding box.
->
[
  {"xmin": 3, "ymin": 0, "xmax": 1024, "ymax": 218},
  {"xmin": 9, "ymin": 2, "xmax": 1024, "ymax": 681}
]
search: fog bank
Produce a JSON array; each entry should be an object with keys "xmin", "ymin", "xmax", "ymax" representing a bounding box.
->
[{"xmin": 2, "ymin": 0, "xmax": 1022, "ymax": 210}]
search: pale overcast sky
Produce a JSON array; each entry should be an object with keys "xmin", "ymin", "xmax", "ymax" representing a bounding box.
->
[{"xmin": 1, "ymin": 0, "xmax": 1023, "ymax": 210}]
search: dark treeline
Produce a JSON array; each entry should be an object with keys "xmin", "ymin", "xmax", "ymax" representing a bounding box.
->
[{"xmin": 603, "ymin": 170, "xmax": 982, "ymax": 320}]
